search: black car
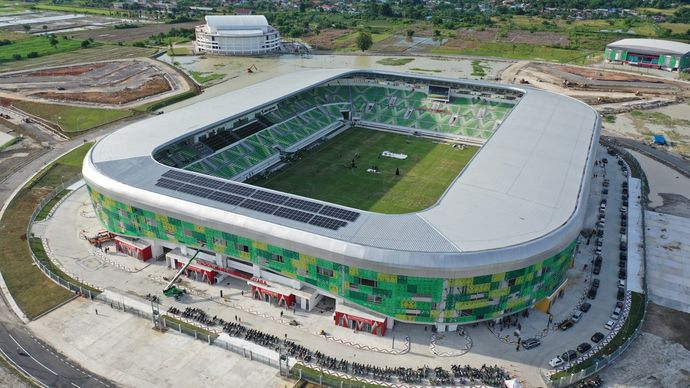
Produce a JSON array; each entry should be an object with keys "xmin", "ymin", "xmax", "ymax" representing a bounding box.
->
[
  {"xmin": 591, "ymin": 332, "xmax": 605, "ymax": 343},
  {"xmin": 595, "ymin": 257, "xmax": 603, "ymax": 266},
  {"xmin": 593, "ymin": 265, "xmax": 601, "ymax": 275},
  {"xmin": 522, "ymin": 338, "xmax": 541, "ymax": 350},
  {"xmin": 592, "ymin": 278, "xmax": 600, "ymax": 288},
  {"xmin": 620, "ymin": 251, "xmax": 627, "ymax": 260},
  {"xmin": 602, "ymin": 158, "xmax": 608, "ymax": 164},
  {"xmin": 577, "ymin": 342, "xmax": 592, "ymax": 354},
  {"xmin": 620, "ymin": 242, "xmax": 627, "ymax": 250},
  {"xmin": 619, "ymin": 260, "xmax": 626, "ymax": 268},
  {"xmin": 597, "ymin": 229, "xmax": 604, "ymax": 237},
  {"xmin": 580, "ymin": 302, "xmax": 592, "ymax": 312},
  {"xmin": 562, "ymin": 349, "xmax": 578, "ymax": 362},
  {"xmin": 588, "ymin": 287, "xmax": 598, "ymax": 299},
  {"xmin": 559, "ymin": 320, "xmax": 574, "ymax": 331},
  {"xmin": 602, "ymin": 189, "xmax": 609, "ymax": 195},
  {"xmin": 617, "ymin": 287, "xmax": 625, "ymax": 301},
  {"xmin": 618, "ymin": 268, "xmax": 627, "ymax": 280}
]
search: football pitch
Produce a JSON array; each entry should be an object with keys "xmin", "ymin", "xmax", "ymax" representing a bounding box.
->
[{"xmin": 249, "ymin": 127, "xmax": 478, "ymax": 214}]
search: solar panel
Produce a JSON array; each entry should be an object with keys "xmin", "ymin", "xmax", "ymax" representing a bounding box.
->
[
  {"xmin": 319, "ymin": 205, "xmax": 360, "ymax": 222},
  {"xmin": 284, "ymin": 197, "xmax": 323, "ymax": 213},
  {"xmin": 252, "ymin": 190, "xmax": 289, "ymax": 205},
  {"xmin": 239, "ymin": 198, "xmax": 278, "ymax": 214},
  {"xmin": 190, "ymin": 175, "xmax": 225, "ymax": 189},
  {"xmin": 162, "ymin": 170, "xmax": 196, "ymax": 182},
  {"xmin": 155, "ymin": 178, "xmax": 183, "ymax": 190},
  {"xmin": 177, "ymin": 184, "xmax": 213, "ymax": 198},
  {"xmin": 207, "ymin": 191, "xmax": 244, "ymax": 206},
  {"xmin": 309, "ymin": 215, "xmax": 347, "ymax": 230},
  {"xmin": 274, "ymin": 207, "xmax": 314, "ymax": 223},
  {"xmin": 219, "ymin": 182, "xmax": 256, "ymax": 197}
]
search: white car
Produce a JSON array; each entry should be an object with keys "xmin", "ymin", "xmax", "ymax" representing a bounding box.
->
[
  {"xmin": 549, "ymin": 356, "xmax": 564, "ymax": 368},
  {"xmin": 605, "ymin": 320, "xmax": 616, "ymax": 330},
  {"xmin": 611, "ymin": 307, "xmax": 622, "ymax": 320},
  {"xmin": 572, "ymin": 311, "xmax": 583, "ymax": 323}
]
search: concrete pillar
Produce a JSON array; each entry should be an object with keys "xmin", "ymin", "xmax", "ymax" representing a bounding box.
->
[
  {"xmin": 147, "ymin": 239, "xmax": 164, "ymax": 259},
  {"xmin": 215, "ymin": 252, "xmax": 223, "ymax": 267},
  {"xmin": 447, "ymin": 323, "xmax": 458, "ymax": 332},
  {"xmin": 252, "ymin": 264, "xmax": 261, "ymax": 277},
  {"xmin": 180, "ymin": 245, "xmax": 188, "ymax": 256},
  {"xmin": 300, "ymin": 296, "xmax": 307, "ymax": 310},
  {"xmin": 386, "ymin": 317, "xmax": 394, "ymax": 329}
]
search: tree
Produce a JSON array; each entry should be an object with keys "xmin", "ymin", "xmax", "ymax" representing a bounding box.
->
[
  {"xmin": 42, "ymin": 25, "xmax": 47, "ymax": 31},
  {"xmin": 22, "ymin": 24, "xmax": 31, "ymax": 32},
  {"xmin": 12, "ymin": 53, "xmax": 21, "ymax": 61},
  {"xmin": 81, "ymin": 39, "xmax": 91, "ymax": 48},
  {"xmin": 406, "ymin": 29, "xmax": 415, "ymax": 38},
  {"xmin": 49, "ymin": 35, "xmax": 59, "ymax": 49},
  {"xmin": 356, "ymin": 31, "xmax": 373, "ymax": 51}
]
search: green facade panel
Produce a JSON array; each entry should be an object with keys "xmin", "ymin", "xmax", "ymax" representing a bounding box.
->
[{"xmin": 88, "ymin": 187, "xmax": 575, "ymax": 324}]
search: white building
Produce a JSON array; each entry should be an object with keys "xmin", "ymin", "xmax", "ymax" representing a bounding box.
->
[{"xmin": 195, "ymin": 15, "xmax": 280, "ymax": 55}]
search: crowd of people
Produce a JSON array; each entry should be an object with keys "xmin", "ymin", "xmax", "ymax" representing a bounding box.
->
[{"xmin": 166, "ymin": 306, "xmax": 512, "ymax": 386}]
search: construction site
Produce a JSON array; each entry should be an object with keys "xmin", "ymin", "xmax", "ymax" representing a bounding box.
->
[{"xmin": 0, "ymin": 58, "xmax": 191, "ymax": 108}]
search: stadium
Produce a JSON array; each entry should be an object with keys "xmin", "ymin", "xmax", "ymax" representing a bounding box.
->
[
  {"xmin": 83, "ymin": 69, "xmax": 600, "ymax": 332},
  {"xmin": 194, "ymin": 15, "xmax": 281, "ymax": 56},
  {"xmin": 604, "ymin": 38, "xmax": 690, "ymax": 72}
]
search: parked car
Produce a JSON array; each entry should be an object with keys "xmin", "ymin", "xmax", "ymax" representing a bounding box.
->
[
  {"xmin": 611, "ymin": 307, "xmax": 622, "ymax": 320},
  {"xmin": 619, "ymin": 260, "xmax": 626, "ymax": 268},
  {"xmin": 522, "ymin": 338, "xmax": 541, "ymax": 350},
  {"xmin": 617, "ymin": 287, "xmax": 625, "ymax": 301},
  {"xmin": 592, "ymin": 278, "xmax": 600, "ymax": 288},
  {"xmin": 549, "ymin": 356, "xmax": 564, "ymax": 368},
  {"xmin": 605, "ymin": 320, "xmax": 616, "ymax": 330},
  {"xmin": 620, "ymin": 251, "xmax": 627, "ymax": 260},
  {"xmin": 595, "ymin": 257, "xmax": 603, "ymax": 266},
  {"xmin": 618, "ymin": 269, "xmax": 627, "ymax": 280},
  {"xmin": 602, "ymin": 188, "xmax": 609, "ymax": 195},
  {"xmin": 593, "ymin": 266, "xmax": 601, "ymax": 276},
  {"xmin": 618, "ymin": 279, "xmax": 626, "ymax": 288},
  {"xmin": 559, "ymin": 320, "xmax": 574, "ymax": 331},
  {"xmin": 577, "ymin": 342, "xmax": 592, "ymax": 354},
  {"xmin": 591, "ymin": 332, "xmax": 605, "ymax": 343},
  {"xmin": 572, "ymin": 311, "xmax": 583, "ymax": 323},
  {"xmin": 580, "ymin": 302, "xmax": 592, "ymax": 313},
  {"xmin": 588, "ymin": 287, "xmax": 598, "ymax": 299},
  {"xmin": 562, "ymin": 350, "xmax": 578, "ymax": 362}
]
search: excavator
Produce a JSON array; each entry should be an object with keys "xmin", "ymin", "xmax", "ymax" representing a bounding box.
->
[{"xmin": 162, "ymin": 248, "xmax": 201, "ymax": 298}]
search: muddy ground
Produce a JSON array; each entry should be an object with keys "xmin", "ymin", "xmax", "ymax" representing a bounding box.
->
[
  {"xmin": 445, "ymin": 28, "xmax": 569, "ymax": 48},
  {"xmin": 68, "ymin": 21, "xmax": 200, "ymax": 43}
]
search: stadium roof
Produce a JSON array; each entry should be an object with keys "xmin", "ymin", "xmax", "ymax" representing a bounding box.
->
[
  {"xmin": 85, "ymin": 69, "xmax": 599, "ymax": 276},
  {"xmin": 205, "ymin": 15, "xmax": 269, "ymax": 31},
  {"xmin": 607, "ymin": 38, "xmax": 690, "ymax": 56}
]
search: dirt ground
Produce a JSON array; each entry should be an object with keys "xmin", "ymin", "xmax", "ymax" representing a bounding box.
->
[
  {"xmin": 68, "ymin": 21, "xmax": 200, "ymax": 43},
  {"xmin": 0, "ymin": 58, "xmax": 189, "ymax": 108},
  {"xmin": 302, "ymin": 29, "xmax": 354, "ymax": 50},
  {"xmin": 602, "ymin": 331, "xmax": 690, "ymax": 388},
  {"xmin": 558, "ymin": 66, "xmax": 664, "ymax": 83},
  {"xmin": 445, "ymin": 28, "xmax": 569, "ymax": 48},
  {"xmin": 642, "ymin": 303, "xmax": 690, "ymax": 349}
]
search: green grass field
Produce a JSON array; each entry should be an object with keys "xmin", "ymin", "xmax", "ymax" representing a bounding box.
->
[
  {"xmin": 249, "ymin": 127, "xmax": 477, "ymax": 214},
  {"xmin": 433, "ymin": 42, "xmax": 596, "ymax": 64},
  {"xmin": 10, "ymin": 100, "xmax": 132, "ymax": 133},
  {"xmin": 0, "ymin": 36, "xmax": 83, "ymax": 63}
]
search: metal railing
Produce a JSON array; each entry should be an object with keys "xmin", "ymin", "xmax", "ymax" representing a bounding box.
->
[{"xmin": 26, "ymin": 174, "xmax": 99, "ymax": 300}]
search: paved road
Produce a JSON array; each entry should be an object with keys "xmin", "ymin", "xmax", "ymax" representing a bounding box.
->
[
  {"xmin": 0, "ymin": 117, "xmax": 145, "ymax": 387},
  {"xmin": 601, "ymin": 135, "xmax": 690, "ymax": 178}
]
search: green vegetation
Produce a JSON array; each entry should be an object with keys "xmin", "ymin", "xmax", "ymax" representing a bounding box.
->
[
  {"xmin": 167, "ymin": 47, "xmax": 193, "ymax": 56},
  {"xmin": 376, "ymin": 57, "xmax": 414, "ymax": 66},
  {"xmin": 629, "ymin": 110, "xmax": 690, "ymax": 127},
  {"xmin": 434, "ymin": 42, "xmax": 596, "ymax": 64},
  {"xmin": 34, "ymin": 190, "xmax": 71, "ymax": 221},
  {"xmin": 31, "ymin": 4, "xmax": 114, "ymax": 16},
  {"xmin": 410, "ymin": 67, "xmax": 442, "ymax": 72},
  {"xmin": 356, "ymin": 31, "xmax": 374, "ymax": 51},
  {"xmin": 189, "ymin": 71, "xmax": 224, "ymax": 84},
  {"xmin": 0, "ymin": 143, "xmax": 94, "ymax": 319},
  {"xmin": 134, "ymin": 90, "xmax": 197, "ymax": 112},
  {"xmin": 0, "ymin": 35, "xmax": 84, "ymax": 63},
  {"xmin": 551, "ymin": 292, "xmax": 646, "ymax": 380},
  {"xmin": 249, "ymin": 127, "xmax": 477, "ymax": 214},
  {"xmin": 10, "ymin": 100, "xmax": 131, "ymax": 133},
  {"xmin": 292, "ymin": 364, "xmax": 383, "ymax": 388},
  {"xmin": 471, "ymin": 60, "xmax": 488, "ymax": 77},
  {"xmin": 604, "ymin": 115, "xmax": 617, "ymax": 124}
]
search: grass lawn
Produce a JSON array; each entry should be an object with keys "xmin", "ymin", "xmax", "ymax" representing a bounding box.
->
[
  {"xmin": 249, "ymin": 127, "xmax": 477, "ymax": 214},
  {"xmin": 167, "ymin": 47, "xmax": 193, "ymax": 56},
  {"xmin": 433, "ymin": 42, "xmax": 595, "ymax": 63},
  {"xmin": 0, "ymin": 36, "xmax": 84, "ymax": 63},
  {"xmin": 32, "ymin": 4, "xmax": 116, "ymax": 16},
  {"xmin": 34, "ymin": 189, "xmax": 71, "ymax": 221},
  {"xmin": 0, "ymin": 143, "xmax": 93, "ymax": 319},
  {"xmin": 189, "ymin": 70, "xmax": 224, "ymax": 84},
  {"xmin": 10, "ymin": 100, "xmax": 131, "ymax": 133},
  {"xmin": 376, "ymin": 57, "xmax": 414, "ymax": 66},
  {"xmin": 134, "ymin": 90, "xmax": 197, "ymax": 112},
  {"xmin": 471, "ymin": 60, "xmax": 488, "ymax": 77}
]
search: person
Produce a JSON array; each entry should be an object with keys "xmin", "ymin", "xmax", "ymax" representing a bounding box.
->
[
  {"xmin": 95, "ymin": 308, "xmax": 98, "ymax": 315},
  {"xmin": 280, "ymin": 311, "xmax": 283, "ymax": 318}
]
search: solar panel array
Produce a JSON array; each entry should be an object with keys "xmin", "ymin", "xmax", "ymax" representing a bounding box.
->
[{"xmin": 156, "ymin": 170, "xmax": 360, "ymax": 230}]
